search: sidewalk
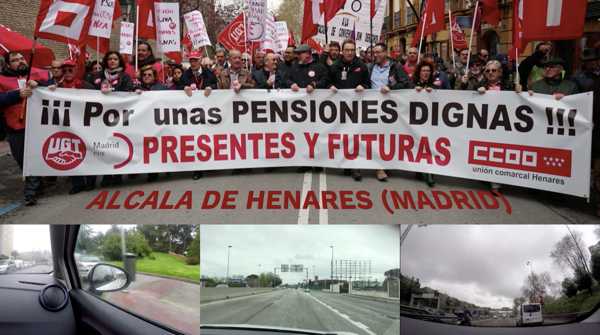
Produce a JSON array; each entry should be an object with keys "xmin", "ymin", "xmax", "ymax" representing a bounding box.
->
[
  {"xmin": 0, "ymin": 140, "xmax": 10, "ymax": 157},
  {"xmin": 105, "ymin": 273, "xmax": 199, "ymax": 335}
]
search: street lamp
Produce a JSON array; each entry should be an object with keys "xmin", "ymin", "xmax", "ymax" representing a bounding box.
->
[
  {"xmin": 226, "ymin": 246, "xmax": 232, "ymax": 284},
  {"xmin": 330, "ymin": 246, "xmax": 334, "ymax": 288},
  {"xmin": 258, "ymin": 264, "xmax": 261, "ymax": 287},
  {"xmin": 527, "ymin": 261, "xmax": 535, "ymax": 302},
  {"xmin": 313, "ymin": 265, "xmax": 315, "ymax": 284}
]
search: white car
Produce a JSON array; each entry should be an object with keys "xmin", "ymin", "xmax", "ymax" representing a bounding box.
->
[
  {"xmin": 76, "ymin": 255, "xmax": 102, "ymax": 276},
  {"xmin": 517, "ymin": 303, "xmax": 543, "ymax": 327},
  {"xmin": 215, "ymin": 284, "xmax": 229, "ymax": 288}
]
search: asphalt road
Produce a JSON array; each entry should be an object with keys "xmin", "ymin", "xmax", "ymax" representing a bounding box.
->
[
  {"xmin": 1, "ymin": 152, "xmax": 599, "ymax": 223},
  {"xmin": 472, "ymin": 316, "xmax": 516, "ymax": 327},
  {"xmin": 200, "ymin": 289, "xmax": 399, "ymax": 335}
]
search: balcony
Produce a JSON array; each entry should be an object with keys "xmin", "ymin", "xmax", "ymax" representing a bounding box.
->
[
  {"xmin": 394, "ymin": 11, "xmax": 401, "ymax": 29},
  {"xmin": 445, "ymin": 0, "xmax": 463, "ymax": 13},
  {"xmin": 406, "ymin": 11, "xmax": 415, "ymax": 25}
]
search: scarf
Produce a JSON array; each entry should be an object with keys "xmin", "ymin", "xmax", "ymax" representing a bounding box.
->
[{"xmin": 102, "ymin": 67, "xmax": 123, "ymax": 89}]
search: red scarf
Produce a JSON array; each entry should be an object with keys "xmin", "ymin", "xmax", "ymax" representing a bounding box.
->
[{"xmin": 61, "ymin": 78, "xmax": 83, "ymax": 89}]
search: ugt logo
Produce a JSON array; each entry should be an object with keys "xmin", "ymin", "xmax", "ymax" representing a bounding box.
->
[
  {"xmin": 41, "ymin": 99, "xmax": 71, "ymax": 126},
  {"xmin": 42, "ymin": 132, "xmax": 86, "ymax": 171}
]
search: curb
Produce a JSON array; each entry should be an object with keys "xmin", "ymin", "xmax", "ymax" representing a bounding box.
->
[
  {"xmin": 200, "ymin": 289, "xmax": 280, "ymax": 304},
  {"xmin": 136, "ymin": 271, "xmax": 200, "ymax": 285}
]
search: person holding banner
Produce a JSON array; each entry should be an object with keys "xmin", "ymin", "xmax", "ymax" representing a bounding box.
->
[
  {"xmin": 329, "ymin": 38, "xmax": 371, "ymax": 182},
  {"xmin": 422, "ymin": 53, "xmax": 451, "ymax": 90},
  {"xmin": 0, "ymin": 51, "xmax": 48, "ymax": 205},
  {"xmin": 368, "ymin": 42, "xmax": 409, "ymax": 181},
  {"xmin": 455, "ymin": 55, "xmax": 485, "ymax": 91},
  {"xmin": 125, "ymin": 42, "xmax": 164, "ymax": 85},
  {"xmin": 92, "ymin": 51, "xmax": 134, "ymax": 94},
  {"xmin": 217, "ymin": 49, "xmax": 257, "ymax": 176},
  {"xmin": 515, "ymin": 42, "xmax": 556, "ymax": 88},
  {"xmin": 527, "ymin": 58, "xmax": 578, "ymax": 99},
  {"xmin": 251, "ymin": 51, "xmax": 266, "ymax": 74},
  {"xmin": 404, "ymin": 47, "xmax": 419, "ymax": 75},
  {"xmin": 48, "ymin": 60, "xmax": 64, "ymax": 85},
  {"xmin": 475, "ymin": 60, "xmax": 523, "ymax": 194},
  {"xmin": 410, "ymin": 60, "xmax": 439, "ymax": 187},
  {"xmin": 177, "ymin": 50, "xmax": 217, "ymax": 181},
  {"xmin": 253, "ymin": 53, "xmax": 285, "ymax": 91}
]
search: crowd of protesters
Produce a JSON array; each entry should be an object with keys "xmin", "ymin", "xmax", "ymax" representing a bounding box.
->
[{"xmin": 1, "ymin": 39, "xmax": 598, "ymax": 216}]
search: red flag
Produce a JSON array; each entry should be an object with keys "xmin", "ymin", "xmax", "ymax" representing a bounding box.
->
[
  {"xmin": 217, "ymin": 13, "xmax": 252, "ymax": 53},
  {"xmin": 34, "ymin": 0, "xmax": 96, "ymax": 46},
  {"xmin": 471, "ymin": 6, "xmax": 481, "ymax": 32},
  {"xmin": 138, "ymin": 0, "xmax": 159, "ymax": 40},
  {"xmin": 288, "ymin": 28, "xmax": 297, "ymax": 46},
  {"xmin": 522, "ymin": 0, "xmax": 587, "ymax": 41},
  {"xmin": 76, "ymin": 45, "xmax": 87, "ymax": 80},
  {"xmin": 307, "ymin": 38, "xmax": 324, "ymax": 54},
  {"xmin": 165, "ymin": 51, "xmax": 182, "ymax": 64},
  {"xmin": 0, "ymin": 24, "xmax": 56, "ymax": 68},
  {"xmin": 508, "ymin": 0, "xmax": 525, "ymax": 60},
  {"xmin": 478, "ymin": 0, "xmax": 500, "ymax": 27},
  {"xmin": 181, "ymin": 32, "xmax": 194, "ymax": 53},
  {"xmin": 325, "ymin": 0, "xmax": 346, "ymax": 23},
  {"xmin": 410, "ymin": 0, "xmax": 445, "ymax": 48},
  {"xmin": 371, "ymin": 0, "xmax": 383, "ymax": 20},
  {"xmin": 85, "ymin": 0, "xmax": 123, "ymax": 55},
  {"xmin": 449, "ymin": 11, "xmax": 468, "ymax": 51},
  {"xmin": 391, "ymin": 46, "xmax": 400, "ymax": 59},
  {"xmin": 301, "ymin": 0, "xmax": 322, "ymax": 43}
]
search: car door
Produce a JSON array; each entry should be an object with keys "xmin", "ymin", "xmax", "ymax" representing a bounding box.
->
[{"xmin": 55, "ymin": 225, "xmax": 191, "ymax": 335}]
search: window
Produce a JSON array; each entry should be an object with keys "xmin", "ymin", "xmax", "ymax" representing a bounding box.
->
[{"xmin": 0, "ymin": 224, "xmax": 52, "ymax": 274}]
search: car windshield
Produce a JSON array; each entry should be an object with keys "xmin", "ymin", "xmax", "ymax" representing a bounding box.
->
[
  {"xmin": 200, "ymin": 225, "xmax": 400, "ymax": 335},
  {"xmin": 0, "ymin": 225, "xmax": 53, "ymax": 274},
  {"xmin": 401, "ymin": 225, "xmax": 600, "ymax": 327}
]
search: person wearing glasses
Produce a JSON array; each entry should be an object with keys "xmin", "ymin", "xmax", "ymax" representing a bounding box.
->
[
  {"xmin": 201, "ymin": 57, "xmax": 213, "ymax": 69},
  {"xmin": 527, "ymin": 58, "xmax": 578, "ymax": 98},
  {"xmin": 477, "ymin": 49, "xmax": 490, "ymax": 64},
  {"xmin": 475, "ymin": 60, "xmax": 523, "ymax": 194},
  {"xmin": 455, "ymin": 55, "xmax": 485, "ymax": 90},
  {"xmin": 410, "ymin": 60, "xmax": 439, "ymax": 187},
  {"xmin": 48, "ymin": 59, "xmax": 64, "ymax": 85},
  {"xmin": 0, "ymin": 51, "xmax": 49, "ymax": 205},
  {"xmin": 277, "ymin": 45, "xmax": 297, "ymax": 78},
  {"xmin": 329, "ymin": 38, "xmax": 371, "ymax": 181},
  {"xmin": 177, "ymin": 51, "xmax": 217, "ymax": 180},
  {"xmin": 217, "ymin": 49, "xmax": 256, "ymax": 175}
]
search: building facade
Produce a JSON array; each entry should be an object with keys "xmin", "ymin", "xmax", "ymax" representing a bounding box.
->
[{"xmin": 0, "ymin": 225, "xmax": 14, "ymax": 258}]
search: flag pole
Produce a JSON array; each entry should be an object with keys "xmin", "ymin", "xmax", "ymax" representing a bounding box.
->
[
  {"xmin": 466, "ymin": 1, "xmax": 479, "ymax": 71},
  {"xmin": 19, "ymin": 37, "xmax": 37, "ymax": 123},
  {"xmin": 135, "ymin": 5, "xmax": 139, "ymax": 73},
  {"xmin": 243, "ymin": 13, "xmax": 248, "ymax": 71},
  {"xmin": 515, "ymin": 48, "xmax": 520, "ymax": 86},
  {"xmin": 97, "ymin": 35, "xmax": 100, "ymax": 69},
  {"xmin": 324, "ymin": 1, "xmax": 328, "ymax": 44},
  {"xmin": 449, "ymin": 10, "xmax": 456, "ymax": 73},
  {"xmin": 162, "ymin": 53, "xmax": 165, "ymax": 83},
  {"xmin": 417, "ymin": 13, "xmax": 427, "ymax": 66},
  {"xmin": 370, "ymin": 0, "xmax": 373, "ymax": 60}
]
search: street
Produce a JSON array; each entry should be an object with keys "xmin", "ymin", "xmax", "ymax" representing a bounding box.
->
[
  {"xmin": 0, "ymin": 150, "xmax": 599, "ymax": 223},
  {"xmin": 200, "ymin": 289, "xmax": 399, "ymax": 335}
]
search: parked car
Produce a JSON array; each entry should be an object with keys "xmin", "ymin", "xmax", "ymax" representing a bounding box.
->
[
  {"xmin": 0, "ymin": 259, "xmax": 17, "ymax": 274},
  {"xmin": 216, "ymin": 284, "xmax": 229, "ymax": 288},
  {"xmin": 76, "ymin": 254, "xmax": 102, "ymax": 277},
  {"xmin": 493, "ymin": 315, "xmax": 497, "ymax": 319},
  {"xmin": 516, "ymin": 303, "xmax": 543, "ymax": 327}
]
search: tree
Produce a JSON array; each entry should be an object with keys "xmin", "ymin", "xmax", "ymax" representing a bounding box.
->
[
  {"xmin": 11, "ymin": 250, "xmax": 19, "ymax": 258},
  {"xmin": 521, "ymin": 271, "xmax": 552, "ymax": 305},
  {"xmin": 561, "ymin": 277, "xmax": 578, "ymax": 298},
  {"xmin": 574, "ymin": 267, "xmax": 593, "ymax": 295},
  {"xmin": 0, "ymin": 254, "xmax": 8, "ymax": 260},
  {"xmin": 594, "ymin": 225, "xmax": 600, "ymax": 240},
  {"xmin": 550, "ymin": 231, "xmax": 591, "ymax": 280},
  {"xmin": 187, "ymin": 231, "xmax": 200, "ymax": 260},
  {"xmin": 384, "ymin": 268, "xmax": 400, "ymax": 280},
  {"xmin": 101, "ymin": 231, "xmax": 152, "ymax": 261},
  {"xmin": 591, "ymin": 252, "xmax": 600, "ymax": 284},
  {"xmin": 75, "ymin": 225, "xmax": 104, "ymax": 256},
  {"xmin": 273, "ymin": 0, "xmax": 303, "ymax": 44}
]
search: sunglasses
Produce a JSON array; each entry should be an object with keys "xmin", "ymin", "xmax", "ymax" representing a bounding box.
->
[
  {"xmin": 485, "ymin": 69, "xmax": 498, "ymax": 73},
  {"xmin": 142, "ymin": 73, "xmax": 154, "ymax": 77},
  {"xmin": 63, "ymin": 68, "xmax": 76, "ymax": 73}
]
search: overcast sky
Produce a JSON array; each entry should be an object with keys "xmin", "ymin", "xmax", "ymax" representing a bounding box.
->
[
  {"xmin": 200, "ymin": 225, "xmax": 400, "ymax": 284},
  {"xmin": 401, "ymin": 225, "xmax": 600, "ymax": 308}
]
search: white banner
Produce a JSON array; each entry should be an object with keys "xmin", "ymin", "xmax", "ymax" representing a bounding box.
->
[
  {"xmin": 261, "ymin": 15, "xmax": 276, "ymax": 51},
  {"xmin": 88, "ymin": 0, "xmax": 116, "ymax": 38},
  {"xmin": 183, "ymin": 10, "xmax": 211, "ymax": 49},
  {"xmin": 248, "ymin": 0, "xmax": 268, "ymax": 42},
  {"xmin": 274, "ymin": 21, "xmax": 289, "ymax": 53},
  {"xmin": 119, "ymin": 22, "xmax": 134, "ymax": 55},
  {"xmin": 316, "ymin": 0, "xmax": 387, "ymax": 49},
  {"xmin": 154, "ymin": 2, "xmax": 180, "ymax": 53},
  {"xmin": 24, "ymin": 89, "xmax": 592, "ymax": 197}
]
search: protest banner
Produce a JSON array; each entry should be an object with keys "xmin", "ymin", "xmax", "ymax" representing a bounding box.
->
[
  {"xmin": 154, "ymin": 2, "xmax": 180, "ymax": 53},
  {"xmin": 248, "ymin": 0, "xmax": 268, "ymax": 42},
  {"xmin": 24, "ymin": 89, "xmax": 592, "ymax": 197},
  {"xmin": 119, "ymin": 22, "xmax": 135, "ymax": 55},
  {"xmin": 88, "ymin": 0, "xmax": 116, "ymax": 39},
  {"xmin": 315, "ymin": 0, "xmax": 386, "ymax": 48},
  {"xmin": 274, "ymin": 21, "xmax": 289, "ymax": 53},
  {"xmin": 217, "ymin": 13, "xmax": 251, "ymax": 53},
  {"xmin": 183, "ymin": 10, "xmax": 211, "ymax": 49}
]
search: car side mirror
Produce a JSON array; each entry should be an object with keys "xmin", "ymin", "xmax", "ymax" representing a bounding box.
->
[{"xmin": 86, "ymin": 263, "xmax": 131, "ymax": 294}]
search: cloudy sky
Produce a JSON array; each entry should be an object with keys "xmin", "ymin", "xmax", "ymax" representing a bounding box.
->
[
  {"xmin": 200, "ymin": 225, "xmax": 400, "ymax": 284},
  {"xmin": 401, "ymin": 225, "xmax": 600, "ymax": 308}
]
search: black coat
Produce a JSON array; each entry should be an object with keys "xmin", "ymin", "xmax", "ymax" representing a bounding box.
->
[
  {"xmin": 176, "ymin": 68, "xmax": 217, "ymax": 90},
  {"xmin": 284, "ymin": 61, "xmax": 330, "ymax": 89},
  {"xmin": 585, "ymin": 79, "xmax": 600, "ymax": 158},
  {"xmin": 329, "ymin": 56, "xmax": 371, "ymax": 89},
  {"xmin": 367, "ymin": 57, "xmax": 410, "ymax": 90},
  {"xmin": 92, "ymin": 71, "xmax": 134, "ymax": 92},
  {"xmin": 253, "ymin": 68, "xmax": 285, "ymax": 90}
]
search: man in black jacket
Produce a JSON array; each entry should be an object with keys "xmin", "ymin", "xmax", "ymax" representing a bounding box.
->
[
  {"xmin": 277, "ymin": 45, "xmax": 297, "ymax": 78},
  {"xmin": 285, "ymin": 44, "xmax": 330, "ymax": 173},
  {"xmin": 253, "ymin": 53, "xmax": 285, "ymax": 90},
  {"xmin": 329, "ymin": 38, "xmax": 370, "ymax": 181},
  {"xmin": 176, "ymin": 51, "xmax": 217, "ymax": 180}
]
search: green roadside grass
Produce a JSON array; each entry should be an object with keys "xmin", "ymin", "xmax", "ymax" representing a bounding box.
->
[
  {"xmin": 105, "ymin": 252, "xmax": 199, "ymax": 281},
  {"xmin": 543, "ymin": 285, "xmax": 600, "ymax": 315}
]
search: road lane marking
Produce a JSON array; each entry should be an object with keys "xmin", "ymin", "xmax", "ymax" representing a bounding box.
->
[
  {"xmin": 307, "ymin": 293, "xmax": 377, "ymax": 335},
  {"xmin": 0, "ymin": 204, "xmax": 21, "ymax": 216},
  {"xmin": 319, "ymin": 168, "xmax": 328, "ymax": 224},
  {"xmin": 297, "ymin": 171, "xmax": 312, "ymax": 224}
]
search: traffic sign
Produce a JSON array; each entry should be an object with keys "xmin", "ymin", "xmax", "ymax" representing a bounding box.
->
[
  {"xmin": 281, "ymin": 264, "xmax": 290, "ymax": 272},
  {"xmin": 291, "ymin": 264, "xmax": 303, "ymax": 272}
]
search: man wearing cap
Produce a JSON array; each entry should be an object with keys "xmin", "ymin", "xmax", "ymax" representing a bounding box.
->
[
  {"xmin": 285, "ymin": 44, "xmax": 330, "ymax": 173},
  {"xmin": 494, "ymin": 52, "xmax": 512, "ymax": 81},
  {"xmin": 0, "ymin": 51, "xmax": 49, "ymax": 205},
  {"xmin": 570, "ymin": 48, "xmax": 600, "ymax": 92},
  {"xmin": 455, "ymin": 55, "xmax": 485, "ymax": 90},
  {"xmin": 527, "ymin": 58, "xmax": 578, "ymax": 99},
  {"xmin": 515, "ymin": 41, "xmax": 565, "ymax": 88},
  {"xmin": 177, "ymin": 51, "xmax": 218, "ymax": 181}
]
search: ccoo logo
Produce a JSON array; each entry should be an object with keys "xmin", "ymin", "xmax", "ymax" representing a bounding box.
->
[{"xmin": 42, "ymin": 132, "xmax": 86, "ymax": 171}]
